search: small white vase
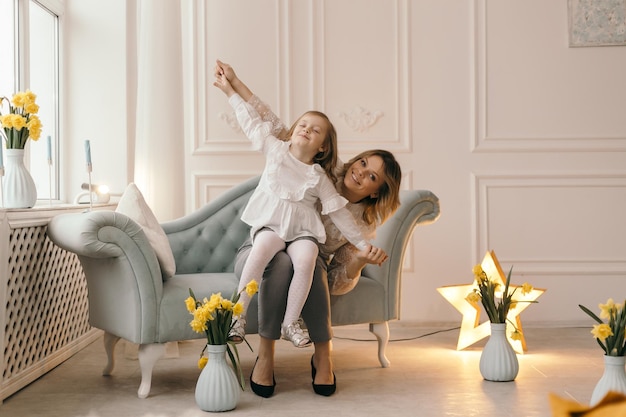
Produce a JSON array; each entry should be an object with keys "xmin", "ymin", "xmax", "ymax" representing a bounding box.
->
[
  {"xmin": 2, "ymin": 149, "xmax": 37, "ymax": 208},
  {"xmin": 195, "ymin": 344, "xmax": 241, "ymax": 412},
  {"xmin": 479, "ymin": 323, "xmax": 519, "ymax": 382},
  {"xmin": 590, "ymin": 355, "xmax": 626, "ymax": 406}
]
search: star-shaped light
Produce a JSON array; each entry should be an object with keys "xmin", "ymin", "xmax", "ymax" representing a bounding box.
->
[{"xmin": 437, "ymin": 250, "xmax": 545, "ymax": 354}]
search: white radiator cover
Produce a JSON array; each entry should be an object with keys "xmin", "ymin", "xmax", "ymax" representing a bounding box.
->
[{"xmin": 0, "ymin": 205, "xmax": 113, "ymax": 402}]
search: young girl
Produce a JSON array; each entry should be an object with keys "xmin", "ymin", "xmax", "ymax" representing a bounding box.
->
[{"xmin": 214, "ymin": 73, "xmax": 378, "ymax": 348}]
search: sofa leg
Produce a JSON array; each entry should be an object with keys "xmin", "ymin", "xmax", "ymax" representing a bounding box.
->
[
  {"xmin": 137, "ymin": 343, "xmax": 166, "ymax": 399},
  {"xmin": 369, "ymin": 322, "xmax": 391, "ymax": 368},
  {"xmin": 102, "ymin": 332, "xmax": 121, "ymax": 376}
]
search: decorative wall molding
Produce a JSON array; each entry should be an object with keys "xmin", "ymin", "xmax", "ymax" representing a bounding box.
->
[
  {"xmin": 192, "ymin": 172, "xmax": 257, "ymax": 210},
  {"xmin": 338, "ymin": 106, "xmax": 384, "ymax": 133},
  {"xmin": 472, "ymin": 171, "xmax": 626, "ymax": 275},
  {"xmin": 182, "ymin": 0, "xmax": 282, "ymax": 155},
  {"xmin": 183, "ymin": 0, "xmax": 413, "ymax": 157},
  {"xmin": 331, "ymin": 0, "xmax": 412, "ymax": 154},
  {"xmin": 471, "ymin": 0, "xmax": 626, "ymax": 153}
]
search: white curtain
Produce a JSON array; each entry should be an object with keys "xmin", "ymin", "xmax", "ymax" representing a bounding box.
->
[{"xmin": 134, "ymin": 0, "xmax": 185, "ymax": 221}]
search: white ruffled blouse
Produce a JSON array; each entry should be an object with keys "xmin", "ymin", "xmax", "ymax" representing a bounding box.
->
[{"xmin": 229, "ymin": 94, "xmax": 369, "ymax": 250}]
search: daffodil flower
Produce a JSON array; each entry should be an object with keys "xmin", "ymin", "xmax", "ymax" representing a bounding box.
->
[
  {"xmin": 470, "ymin": 264, "xmax": 536, "ymax": 340},
  {"xmin": 0, "ymin": 90, "xmax": 43, "ymax": 148},
  {"xmin": 580, "ymin": 298, "xmax": 626, "ymax": 356},
  {"xmin": 591, "ymin": 323, "xmax": 613, "ymax": 342},
  {"xmin": 185, "ymin": 280, "xmax": 259, "ymax": 390},
  {"xmin": 197, "ymin": 356, "xmax": 208, "ymax": 369}
]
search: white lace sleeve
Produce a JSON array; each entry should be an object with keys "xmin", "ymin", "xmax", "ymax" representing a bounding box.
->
[
  {"xmin": 327, "ymin": 244, "xmax": 361, "ymax": 295},
  {"xmin": 247, "ymin": 95, "xmax": 288, "ymax": 139},
  {"xmin": 228, "ymin": 94, "xmax": 275, "ymax": 152}
]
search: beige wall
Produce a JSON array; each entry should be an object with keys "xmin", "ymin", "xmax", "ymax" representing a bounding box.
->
[{"xmin": 65, "ymin": 0, "xmax": 626, "ymax": 326}]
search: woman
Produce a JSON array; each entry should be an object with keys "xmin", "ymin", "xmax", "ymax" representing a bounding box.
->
[{"xmin": 216, "ymin": 60, "xmax": 402, "ymax": 397}]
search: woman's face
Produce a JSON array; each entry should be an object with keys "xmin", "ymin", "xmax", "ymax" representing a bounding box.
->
[{"xmin": 342, "ymin": 155, "xmax": 386, "ymax": 203}]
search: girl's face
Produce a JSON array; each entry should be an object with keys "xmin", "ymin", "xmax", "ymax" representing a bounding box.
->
[
  {"xmin": 343, "ymin": 155, "xmax": 386, "ymax": 202},
  {"xmin": 290, "ymin": 114, "xmax": 328, "ymax": 157}
]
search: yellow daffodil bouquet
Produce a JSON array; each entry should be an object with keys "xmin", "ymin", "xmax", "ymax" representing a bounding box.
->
[
  {"xmin": 185, "ymin": 280, "xmax": 258, "ymax": 390},
  {"xmin": 0, "ymin": 90, "xmax": 42, "ymax": 148},
  {"xmin": 579, "ymin": 298, "xmax": 626, "ymax": 357},
  {"xmin": 466, "ymin": 265, "xmax": 535, "ymax": 341}
]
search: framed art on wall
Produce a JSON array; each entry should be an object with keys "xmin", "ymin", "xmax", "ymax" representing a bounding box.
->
[{"xmin": 568, "ymin": 0, "xmax": 626, "ymax": 47}]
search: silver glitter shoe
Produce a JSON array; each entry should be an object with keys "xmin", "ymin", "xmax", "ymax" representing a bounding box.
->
[
  {"xmin": 281, "ymin": 319, "xmax": 312, "ymax": 348},
  {"xmin": 228, "ymin": 316, "xmax": 246, "ymax": 344}
]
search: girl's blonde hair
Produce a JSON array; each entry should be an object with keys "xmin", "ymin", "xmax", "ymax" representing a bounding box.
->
[
  {"xmin": 341, "ymin": 149, "xmax": 402, "ymax": 225},
  {"xmin": 286, "ymin": 111, "xmax": 338, "ymax": 183}
]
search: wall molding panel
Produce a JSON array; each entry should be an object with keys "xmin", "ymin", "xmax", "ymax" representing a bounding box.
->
[
  {"xmin": 192, "ymin": 172, "xmax": 258, "ymax": 210},
  {"xmin": 183, "ymin": 0, "xmax": 413, "ymax": 158},
  {"xmin": 327, "ymin": 0, "xmax": 412, "ymax": 155},
  {"xmin": 471, "ymin": 0, "xmax": 626, "ymax": 153},
  {"xmin": 472, "ymin": 171, "xmax": 626, "ymax": 276},
  {"xmin": 182, "ymin": 0, "xmax": 284, "ymax": 155}
]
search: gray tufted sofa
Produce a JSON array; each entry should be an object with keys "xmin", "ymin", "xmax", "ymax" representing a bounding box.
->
[{"xmin": 47, "ymin": 176, "xmax": 440, "ymax": 398}]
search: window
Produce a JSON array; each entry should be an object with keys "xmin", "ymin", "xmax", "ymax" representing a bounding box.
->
[{"xmin": 0, "ymin": 0, "xmax": 61, "ymax": 201}]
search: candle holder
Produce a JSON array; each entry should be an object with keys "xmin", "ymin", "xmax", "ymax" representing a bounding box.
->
[
  {"xmin": 86, "ymin": 163, "xmax": 93, "ymax": 211},
  {"xmin": 84, "ymin": 140, "xmax": 93, "ymax": 210},
  {"xmin": 47, "ymin": 135, "xmax": 52, "ymax": 205},
  {"xmin": 48, "ymin": 161, "xmax": 53, "ymax": 206}
]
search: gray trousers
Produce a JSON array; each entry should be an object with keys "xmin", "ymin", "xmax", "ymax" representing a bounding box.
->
[{"xmin": 234, "ymin": 239, "xmax": 333, "ymax": 342}]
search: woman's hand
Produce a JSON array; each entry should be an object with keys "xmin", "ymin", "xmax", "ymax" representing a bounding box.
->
[{"xmin": 356, "ymin": 245, "xmax": 388, "ymax": 266}]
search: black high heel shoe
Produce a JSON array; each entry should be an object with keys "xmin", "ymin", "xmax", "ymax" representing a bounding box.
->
[
  {"xmin": 250, "ymin": 357, "xmax": 276, "ymax": 398},
  {"xmin": 310, "ymin": 355, "xmax": 336, "ymax": 397}
]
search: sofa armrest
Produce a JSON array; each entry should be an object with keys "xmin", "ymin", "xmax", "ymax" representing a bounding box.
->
[
  {"xmin": 47, "ymin": 211, "xmax": 164, "ymax": 343},
  {"xmin": 363, "ymin": 189, "xmax": 441, "ymax": 319},
  {"xmin": 48, "ymin": 211, "xmax": 154, "ymax": 259}
]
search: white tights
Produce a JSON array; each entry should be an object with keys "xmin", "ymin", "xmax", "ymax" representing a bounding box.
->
[{"xmin": 237, "ymin": 230, "xmax": 318, "ymax": 327}]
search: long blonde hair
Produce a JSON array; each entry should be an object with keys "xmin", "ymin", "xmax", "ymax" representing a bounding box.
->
[
  {"xmin": 341, "ymin": 149, "xmax": 402, "ymax": 225},
  {"xmin": 285, "ymin": 111, "xmax": 338, "ymax": 184}
]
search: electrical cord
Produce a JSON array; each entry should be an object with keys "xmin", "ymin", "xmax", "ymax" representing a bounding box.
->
[
  {"xmin": 333, "ymin": 325, "xmax": 590, "ymax": 343},
  {"xmin": 332, "ymin": 326, "xmax": 461, "ymax": 343}
]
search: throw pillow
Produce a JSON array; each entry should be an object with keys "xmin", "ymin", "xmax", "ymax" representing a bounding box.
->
[{"xmin": 116, "ymin": 183, "xmax": 176, "ymax": 279}]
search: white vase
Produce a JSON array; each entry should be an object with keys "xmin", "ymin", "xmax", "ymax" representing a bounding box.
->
[
  {"xmin": 590, "ymin": 355, "xmax": 626, "ymax": 406},
  {"xmin": 2, "ymin": 149, "xmax": 37, "ymax": 208},
  {"xmin": 195, "ymin": 344, "xmax": 241, "ymax": 412},
  {"xmin": 479, "ymin": 323, "xmax": 519, "ymax": 382}
]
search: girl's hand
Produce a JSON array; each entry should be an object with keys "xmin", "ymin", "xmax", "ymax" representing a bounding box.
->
[
  {"xmin": 356, "ymin": 245, "xmax": 388, "ymax": 266},
  {"xmin": 214, "ymin": 59, "xmax": 254, "ymax": 101},
  {"xmin": 213, "ymin": 73, "xmax": 235, "ymax": 97},
  {"xmin": 215, "ymin": 59, "xmax": 237, "ymax": 83}
]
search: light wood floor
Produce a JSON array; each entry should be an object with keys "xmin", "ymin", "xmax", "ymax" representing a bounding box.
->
[{"xmin": 0, "ymin": 324, "xmax": 606, "ymax": 416}]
